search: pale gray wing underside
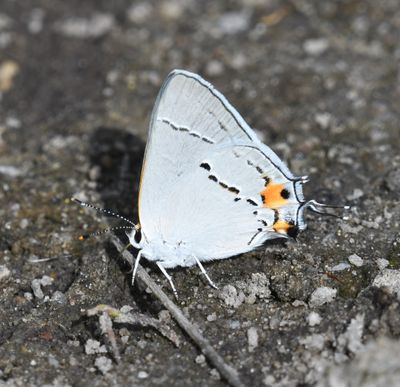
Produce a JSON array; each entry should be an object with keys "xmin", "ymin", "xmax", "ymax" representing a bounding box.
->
[{"xmin": 138, "ymin": 70, "xmax": 304, "ymax": 260}]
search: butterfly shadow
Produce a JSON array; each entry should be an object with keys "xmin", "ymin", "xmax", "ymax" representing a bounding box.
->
[{"xmin": 88, "ymin": 126, "xmax": 159, "ymax": 309}]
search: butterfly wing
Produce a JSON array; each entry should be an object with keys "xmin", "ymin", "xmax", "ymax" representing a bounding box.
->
[{"xmin": 138, "ymin": 70, "xmax": 305, "ymax": 261}]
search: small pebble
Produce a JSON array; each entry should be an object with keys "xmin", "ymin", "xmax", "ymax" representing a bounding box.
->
[
  {"xmin": 315, "ymin": 112, "xmax": 332, "ymax": 129},
  {"xmin": 373, "ymin": 269, "xmax": 400, "ymax": 298},
  {"xmin": 51, "ymin": 291, "xmax": 67, "ymax": 304},
  {"xmin": 217, "ymin": 11, "xmax": 250, "ymax": 35},
  {"xmin": 138, "ymin": 371, "xmax": 149, "ymax": 379},
  {"xmin": 31, "ymin": 279, "xmax": 44, "ymax": 299},
  {"xmin": 376, "ymin": 258, "xmax": 389, "ymax": 270},
  {"xmin": 94, "ymin": 356, "xmax": 113, "ymax": 374},
  {"xmin": 219, "ymin": 285, "xmax": 245, "ymax": 308},
  {"xmin": 19, "ymin": 218, "xmax": 29, "ymax": 229},
  {"xmin": 205, "ymin": 60, "xmax": 224, "ymax": 76},
  {"xmin": 40, "ymin": 275, "xmax": 54, "ymax": 286},
  {"xmin": 195, "ymin": 354, "xmax": 206, "ymax": 365},
  {"xmin": 158, "ymin": 310, "xmax": 171, "ymax": 323},
  {"xmin": 127, "ymin": 3, "xmax": 152, "ymax": 24},
  {"xmin": 210, "ymin": 368, "xmax": 221, "ymax": 380},
  {"xmin": 247, "ymin": 327, "xmax": 259, "ymax": 352},
  {"xmin": 300, "ymin": 334, "xmax": 325, "ymax": 351},
  {"xmin": 303, "ymin": 38, "xmax": 329, "ymax": 55},
  {"xmin": 56, "ymin": 13, "xmax": 114, "ymax": 39},
  {"xmin": 309, "ymin": 287, "xmax": 337, "ymax": 307},
  {"xmin": 307, "ymin": 312, "xmax": 322, "ymax": 326},
  {"xmin": 85, "ymin": 339, "xmax": 107, "ymax": 355},
  {"xmin": 48, "ymin": 355, "xmax": 60, "ymax": 368},
  {"xmin": 346, "ymin": 188, "xmax": 364, "ymax": 201},
  {"xmin": 0, "ymin": 265, "xmax": 11, "ymax": 282},
  {"xmin": 0, "ymin": 60, "xmax": 19, "ymax": 92},
  {"xmin": 160, "ymin": 1, "xmax": 184, "ymax": 20},
  {"xmin": 348, "ymin": 254, "xmax": 364, "ymax": 267},
  {"xmin": 331, "ymin": 262, "xmax": 351, "ymax": 272},
  {"xmin": 24, "ymin": 292, "xmax": 33, "ymax": 301},
  {"xmin": 207, "ymin": 312, "xmax": 217, "ymax": 322},
  {"xmin": 28, "ymin": 8, "xmax": 44, "ymax": 34}
]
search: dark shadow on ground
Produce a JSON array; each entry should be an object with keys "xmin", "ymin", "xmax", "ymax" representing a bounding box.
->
[
  {"xmin": 88, "ymin": 127, "xmax": 149, "ymax": 297},
  {"xmin": 89, "ymin": 127, "xmax": 144, "ymax": 221}
]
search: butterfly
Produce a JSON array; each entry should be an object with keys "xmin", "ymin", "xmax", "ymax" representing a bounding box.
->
[{"xmin": 74, "ymin": 70, "xmax": 348, "ymax": 297}]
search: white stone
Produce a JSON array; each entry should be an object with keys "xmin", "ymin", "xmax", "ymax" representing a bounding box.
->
[
  {"xmin": 300, "ymin": 334, "xmax": 325, "ymax": 351},
  {"xmin": 95, "ymin": 356, "xmax": 113, "ymax": 374},
  {"xmin": 0, "ymin": 165, "xmax": 24, "ymax": 177},
  {"xmin": 137, "ymin": 371, "xmax": 149, "ymax": 379},
  {"xmin": 219, "ymin": 285, "xmax": 245, "ymax": 308},
  {"xmin": 195, "ymin": 354, "xmax": 206, "ymax": 365},
  {"xmin": 56, "ymin": 13, "xmax": 114, "ymax": 38},
  {"xmin": 315, "ymin": 112, "xmax": 332, "ymax": 129},
  {"xmin": 205, "ymin": 60, "xmax": 224, "ymax": 76},
  {"xmin": 85, "ymin": 339, "xmax": 107, "ymax": 355},
  {"xmin": 376, "ymin": 259, "xmax": 389, "ymax": 270},
  {"xmin": 217, "ymin": 11, "xmax": 250, "ymax": 35},
  {"xmin": 247, "ymin": 327, "xmax": 258, "ymax": 352},
  {"xmin": 303, "ymin": 38, "xmax": 329, "ymax": 55},
  {"xmin": 331, "ymin": 262, "xmax": 351, "ymax": 272},
  {"xmin": 0, "ymin": 265, "xmax": 10, "ymax": 282},
  {"xmin": 307, "ymin": 312, "xmax": 322, "ymax": 326},
  {"xmin": 373, "ymin": 269, "xmax": 400, "ymax": 298},
  {"xmin": 309, "ymin": 287, "xmax": 337, "ymax": 307},
  {"xmin": 346, "ymin": 188, "xmax": 364, "ymax": 200},
  {"xmin": 127, "ymin": 3, "xmax": 152, "ymax": 24},
  {"xmin": 348, "ymin": 254, "xmax": 364, "ymax": 267}
]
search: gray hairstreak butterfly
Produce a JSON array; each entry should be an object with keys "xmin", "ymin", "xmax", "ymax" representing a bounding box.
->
[{"xmin": 74, "ymin": 69, "xmax": 349, "ymax": 296}]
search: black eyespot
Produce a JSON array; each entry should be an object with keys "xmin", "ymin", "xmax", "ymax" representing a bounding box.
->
[
  {"xmin": 281, "ymin": 188, "xmax": 290, "ymax": 199},
  {"xmin": 287, "ymin": 225, "xmax": 299, "ymax": 239},
  {"xmin": 200, "ymin": 162, "xmax": 211, "ymax": 171}
]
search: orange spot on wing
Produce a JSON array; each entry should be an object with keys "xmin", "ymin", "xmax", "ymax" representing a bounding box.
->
[
  {"xmin": 273, "ymin": 220, "xmax": 291, "ymax": 234},
  {"xmin": 261, "ymin": 182, "xmax": 288, "ymax": 208}
]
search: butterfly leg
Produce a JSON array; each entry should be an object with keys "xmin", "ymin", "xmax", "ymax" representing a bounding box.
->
[
  {"xmin": 132, "ymin": 250, "xmax": 142, "ymax": 286},
  {"xmin": 156, "ymin": 262, "xmax": 178, "ymax": 299},
  {"xmin": 193, "ymin": 256, "xmax": 218, "ymax": 289}
]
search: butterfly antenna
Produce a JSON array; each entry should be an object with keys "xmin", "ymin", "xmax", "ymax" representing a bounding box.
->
[
  {"xmin": 304, "ymin": 199, "xmax": 351, "ymax": 220},
  {"xmin": 71, "ymin": 197, "xmax": 136, "ymax": 227},
  {"xmin": 78, "ymin": 225, "xmax": 135, "ymax": 241}
]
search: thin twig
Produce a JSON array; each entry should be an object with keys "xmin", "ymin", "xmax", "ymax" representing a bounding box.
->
[{"xmin": 112, "ymin": 236, "xmax": 245, "ymax": 387}]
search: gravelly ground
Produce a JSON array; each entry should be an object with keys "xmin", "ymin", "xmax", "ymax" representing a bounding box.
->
[{"xmin": 0, "ymin": 1, "xmax": 399, "ymax": 386}]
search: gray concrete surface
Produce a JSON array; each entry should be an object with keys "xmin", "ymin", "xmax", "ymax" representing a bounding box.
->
[{"xmin": 0, "ymin": 0, "xmax": 399, "ymax": 386}]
